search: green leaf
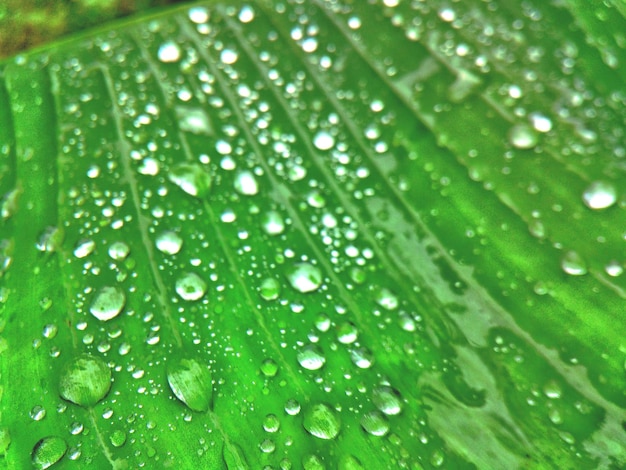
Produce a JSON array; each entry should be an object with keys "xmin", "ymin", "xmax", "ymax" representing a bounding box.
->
[{"xmin": 1, "ymin": 1, "xmax": 626, "ymax": 469}]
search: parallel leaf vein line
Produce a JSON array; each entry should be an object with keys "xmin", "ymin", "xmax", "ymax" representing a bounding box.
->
[
  {"xmin": 97, "ymin": 64, "xmax": 183, "ymax": 348},
  {"xmin": 89, "ymin": 408, "xmax": 118, "ymax": 469},
  {"xmin": 175, "ymin": 16, "xmax": 307, "ymax": 396}
]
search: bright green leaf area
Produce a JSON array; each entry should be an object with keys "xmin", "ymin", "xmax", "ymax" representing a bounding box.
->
[{"xmin": 1, "ymin": 0, "xmax": 625, "ymax": 469}]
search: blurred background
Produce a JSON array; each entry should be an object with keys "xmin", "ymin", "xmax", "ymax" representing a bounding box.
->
[{"xmin": 0, "ymin": 0, "xmax": 188, "ymax": 58}]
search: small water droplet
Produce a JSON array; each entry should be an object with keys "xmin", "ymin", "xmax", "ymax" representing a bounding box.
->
[
  {"xmin": 336, "ymin": 322, "xmax": 358, "ymax": 344},
  {"xmin": 284, "ymin": 398, "xmax": 301, "ymax": 416},
  {"xmin": 287, "ymin": 263, "xmax": 322, "ymax": 293},
  {"xmin": 30, "ymin": 405, "xmax": 46, "ymax": 421},
  {"xmin": 262, "ymin": 211, "xmax": 285, "ymax": 235},
  {"xmin": 259, "ymin": 278, "xmax": 281, "ymax": 300},
  {"xmin": 175, "ymin": 272, "xmax": 207, "ymax": 301},
  {"xmin": 156, "ymin": 231, "xmax": 183, "ymax": 255},
  {"xmin": 360, "ymin": 411, "xmax": 389, "ymax": 436},
  {"xmin": 36, "ymin": 226, "xmax": 63, "ymax": 253},
  {"xmin": 108, "ymin": 241, "xmax": 130, "ymax": 261},
  {"xmin": 297, "ymin": 345, "xmax": 326, "ymax": 370},
  {"xmin": 260, "ymin": 358, "xmax": 278, "ymax": 377},
  {"xmin": 73, "ymin": 239, "xmax": 95, "ymax": 258},
  {"xmin": 158, "ymin": 41, "xmax": 181, "ymax": 63},
  {"xmin": 374, "ymin": 287, "xmax": 398, "ymax": 310},
  {"xmin": 239, "ymin": 5, "xmax": 255, "ymax": 23},
  {"xmin": 372, "ymin": 386, "xmax": 403, "ymax": 415},
  {"xmin": 32, "ymin": 436, "xmax": 67, "ymax": 470},
  {"xmin": 582, "ymin": 181, "xmax": 617, "ymax": 210},
  {"xmin": 109, "ymin": 429, "xmax": 126, "ymax": 448},
  {"xmin": 604, "ymin": 260, "xmax": 623, "ymax": 277},
  {"xmin": 89, "ymin": 286, "xmax": 126, "ymax": 321},
  {"xmin": 508, "ymin": 123, "xmax": 539, "ymax": 149},
  {"xmin": 303, "ymin": 404, "xmax": 341, "ymax": 440},
  {"xmin": 234, "ymin": 170, "xmax": 259, "ymax": 195},
  {"xmin": 350, "ymin": 347, "xmax": 374, "ymax": 369},
  {"xmin": 188, "ymin": 6, "xmax": 209, "ymax": 24},
  {"xmin": 313, "ymin": 131, "xmax": 335, "ymax": 151},
  {"xmin": 561, "ymin": 250, "xmax": 587, "ymax": 276},
  {"xmin": 168, "ymin": 163, "xmax": 211, "ymax": 198},
  {"xmin": 176, "ymin": 107, "xmax": 212, "ymax": 135},
  {"xmin": 220, "ymin": 48, "xmax": 239, "ymax": 65},
  {"xmin": 59, "ymin": 354, "xmax": 112, "ymax": 407},
  {"xmin": 263, "ymin": 414, "xmax": 281, "ymax": 432},
  {"xmin": 167, "ymin": 357, "xmax": 212, "ymax": 412}
]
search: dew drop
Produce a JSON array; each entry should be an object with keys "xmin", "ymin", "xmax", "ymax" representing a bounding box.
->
[
  {"xmin": 175, "ymin": 272, "xmax": 207, "ymax": 301},
  {"xmin": 234, "ymin": 170, "xmax": 259, "ymax": 195},
  {"xmin": 360, "ymin": 411, "xmax": 389, "ymax": 436},
  {"xmin": 263, "ymin": 414, "xmax": 281, "ymax": 433},
  {"xmin": 188, "ymin": 6, "xmax": 209, "ymax": 23},
  {"xmin": 285, "ymin": 398, "xmax": 301, "ymax": 415},
  {"xmin": 561, "ymin": 250, "xmax": 587, "ymax": 276},
  {"xmin": 59, "ymin": 354, "xmax": 112, "ymax": 407},
  {"xmin": 239, "ymin": 5, "xmax": 255, "ymax": 23},
  {"xmin": 350, "ymin": 347, "xmax": 374, "ymax": 369},
  {"xmin": 220, "ymin": 48, "xmax": 239, "ymax": 65},
  {"xmin": 36, "ymin": 226, "xmax": 63, "ymax": 253},
  {"xmin": 108, "ymin": 241, "xmax": 130, "ymax": 261},
  {"xmin": 297, "ymin": 345, "xmax": 326, "ymax": 371},
  {"xmin": 303, "ymin": 404, "xmax": 341, "ymax": 440},
  {"xmin": 313, "ymin": 131, "xmax": 335, "ymax": 151},
  {"xmin": 30, "ymin": 405, "xmax": 46, "ymax": 421},
  {"xmin": 260, "ymin": 358, "xmax": 279, "ymax": 377},
  {"xmin": 287, "ymin": 263, "xmax": 322, "ymax": 293},
  {"xmin": 89, "ymin": 286, "xmax": 126, "ymax": 321},
  {"xmin": 73, "ymin": 239, "xmax": 95, "ymax": 259},
  {"xmin": 336, "ymin": 322, "xmax": 358, "ymax": 344},
  {"xmin": 338, "ymin": 455, "xmax": 364, "ymax": 470},
  {"xmin": 259, "ymin": 278, "xmax": 281, "ymax": 300},
  {"xmin": 156, "ymin": 230, "xmax": 183, "ymax": 255},
  {"xmin": 374, "ymin": 287, "xmax": 398, "ymax": 310},
  {"xmin": 372, "ymin": 386, "xmax": 403, "ymax": 415},
  {"xmin": 508, "ymin": 123, "xmax": 539, "ymax": 149},
  {"xmin": 166, "ymin": 357, "xmax": 212, "ymax": 412},
  {"xmin": 32, "ymin": 436, "xmax": 67, "ymax": 470},
  {"xmin": 176, "ymin": 107, "xmax": 212, "ymax": 135},
  {"xmin": 158, "ymin": 41, "xmax": 182, "ymax": 63},
  {"xmin": 262, "ymin": 211, "xmax": 285, "ymax": 235},
  {"xmin": 109, "ymin": 430, "xmax": 127, "ymax": 448},
  {"xmin": 168, "ymin": 163, "xmax": 211, "ymax": 198},
  {"xmin": 582, "ymin": 181, "xmax": 617, "ymax": 210}
]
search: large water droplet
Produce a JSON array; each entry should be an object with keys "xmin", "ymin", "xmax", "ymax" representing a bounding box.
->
[
  {"xmin": 108, "ymin": 241, "xmax": 130, "ymax": 261},
  {"xmin": 582, "ymin": 181, "xmax": 617, "ymax": 210},
  {"xmin": 59, "ymin": 354, "xmax": 112, "ymax": 407},
  {"xmin": 175, "ymin": 272, "xmax": 207, "ymax": 301},
  {"xmin": 372, "ymin": 386, "xmax": 403, "ymax": 415},
  {"xmin": 508, "ymin": 123, "xmax": 538, "ymax": 149},
  {"xmin": 168, "ymin": 163, "xmax": 211, "ymax": 198},
  {"xmin": 313, "ymin": 131, "xmax": 335, "ymax": 151},
  {"xmin": 287, "ymin": 263, "xmax": 322, "ymax": 293},
  {"xmin": 32, "ymin": 436, "xmax": 67, "ymax": 470},
  {"xmin": 234, "ymin": 170, "xmax": 259, "ymax": 195},
  {"xmin": 89, "ymin": 286, "xmax": 126, "ymax": 321},
  {"xmin": 262, "ymin": 211, "xmax": 285, "ymax": 235},
  {"xmin": 297, "ymin": 345, "xmax": 326, "ymax": 370},
  {"xmin": 303, "ymin": 404, "xmax": 341, "ymax": 440},
  {"xmin": 156, "ymin": 231, "xmax": 183, "ymax": 255},
  {"xmin": 176, "ymin": 107, "xmax": 212, "ymax": 135},
  {"xmin": 360, "ymin": 411, "xmax": 389, "ymax": 436},
  {"xmin": 561, "ymin": 250, "xmax": 587, "ymax": 276},
  {"xmin": 166, "ymin": 357, "xmax": 212, "ymax": 412}
]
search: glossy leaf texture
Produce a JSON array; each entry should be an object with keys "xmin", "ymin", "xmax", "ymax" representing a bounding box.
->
[{"xmin": 1, "ymin": 0, "xmax": 625, "ymax": 468}]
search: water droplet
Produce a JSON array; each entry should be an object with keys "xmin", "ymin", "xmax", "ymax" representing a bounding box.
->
[
  {"xmin": 59, "ymin": 354, "xmax": 112, "ymax": 407},
  {"xmin": 338, "ymin": 455, "xmax": 364, "ymax": 470},
  {"xmin": 302, "ymin": 454, "xmax": 325, "ymax": 470},
  {"xmin": 360, "ymin": 411, "xmax": 389, "ymax": 436},
  {"xmin": 73, "ymin": 239, "xmax": 95, "ymax": 258},
  {"xmin": 263, "ymin": 414, "xmax": 280, "ymax": 432},
  {"xmin": 313, "ymin": 131, "xmax": 335, "ymax": 151},
  {"xmin": 175, "ymin": 272, "xmax": 207, "ymax": 301},
  {"xmin": 158, "ymin": 41, "xmax": 181, "ymax": 63},
  {"xmin": 374, "ymin": 287, "xmax": 398, "ymax": 310},
  {"xmin": 108, "ymin": 241, "xmax": 130, "ymax": 261},
  {"xmin": 109, "ymin": 430, "xmax": 126, "ymax": 448},
  {"xmin": 605, "ymin": 260, "xmax": 623, "ymax": 277},
  {"xmin": 284, "ymin": 398, "xmax": 301, "ymax": 415},
  {"xmin": 303, "ymin": 404, "xmax": 341, "ymax": 440},
  {"xmin": 156, "ymin": 231, "xmax": 183, "ymax": 255},
  {"xmin": 167, "ymin": 357, "xmax": 212, "ymax": 412},
  {"xmin": 176, "ymin": 107, "xmax": 212, "ymax": 135},
  {"xmin": 259, "ymin": 278, "xmax": 281, "ymax": 300},
  {"xmin": 350, "ymin": 347, "xmax": 374, "ymax": 369},
  {"xmin": 89, "ymin": 286, "xmax": 126, "ymax": 321},
  {"xmin": 561, "ymin": 250, "xmax": 587, "ymax": 276},
  {"xmin": 297, "ymin": 345, "xmax": 326, "ymax": 370},
  {"xmin": 530, "ymin": 113, "xmax": 553, "ymax": 133},
  {"xmin": 168, "ymin": 163, "xmax": 211, "ymax": 198},
  {"xmin": 372, "ymin": 386, "xmax": 403, "ymax": 415},
  {"xmin": 260, "ymin": 358, "xmax": 278, "ymax": 377},
  {"xmin": 234, "ymin": 170, "xmax": 259, "ymax": 195},
  {"xmin": 336, "ymin": 322, "xmax": 358, "ymax": 344},
  {"xmin": 30, "ymin": 405, "xmax": 46, "ymax": 421},
  {"xmin": 0, "ymin": 428, "xmax": 11, "ymax": 455},
  {"xmin": 239, "ymin": 5, "xmax": 255, "ymax": 23},
  {"xmin": 508, "ymin": 123, "xmax": 539, "ymax": 149},
  {"xmin": 287, "ymin": 263, "xmax": 322, "ymax": 293},
  {"xmin": 259, "ymin": 438, "xmax": 275, "ymax": 453},
  {"xmin": 220, "ymin": 48, "xmax": 239, "ymax": 65},
  {"xmin": 36, "ymin": 226, "xmax": 63, "ymax": 253},
  {"xmin": 582, "ymin": 181, "xmax": 617, "ymax": 210},
  {"xmin": 262, "ymin": 211, "xmax": 285, "ymax": 235},
  {"xmin": 188, "ymin": 6, "xmax": 209, "ymax": 23},
  {"xmin": 32, "ymin": 436, "xmax": 67, "ymax": 470}
]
